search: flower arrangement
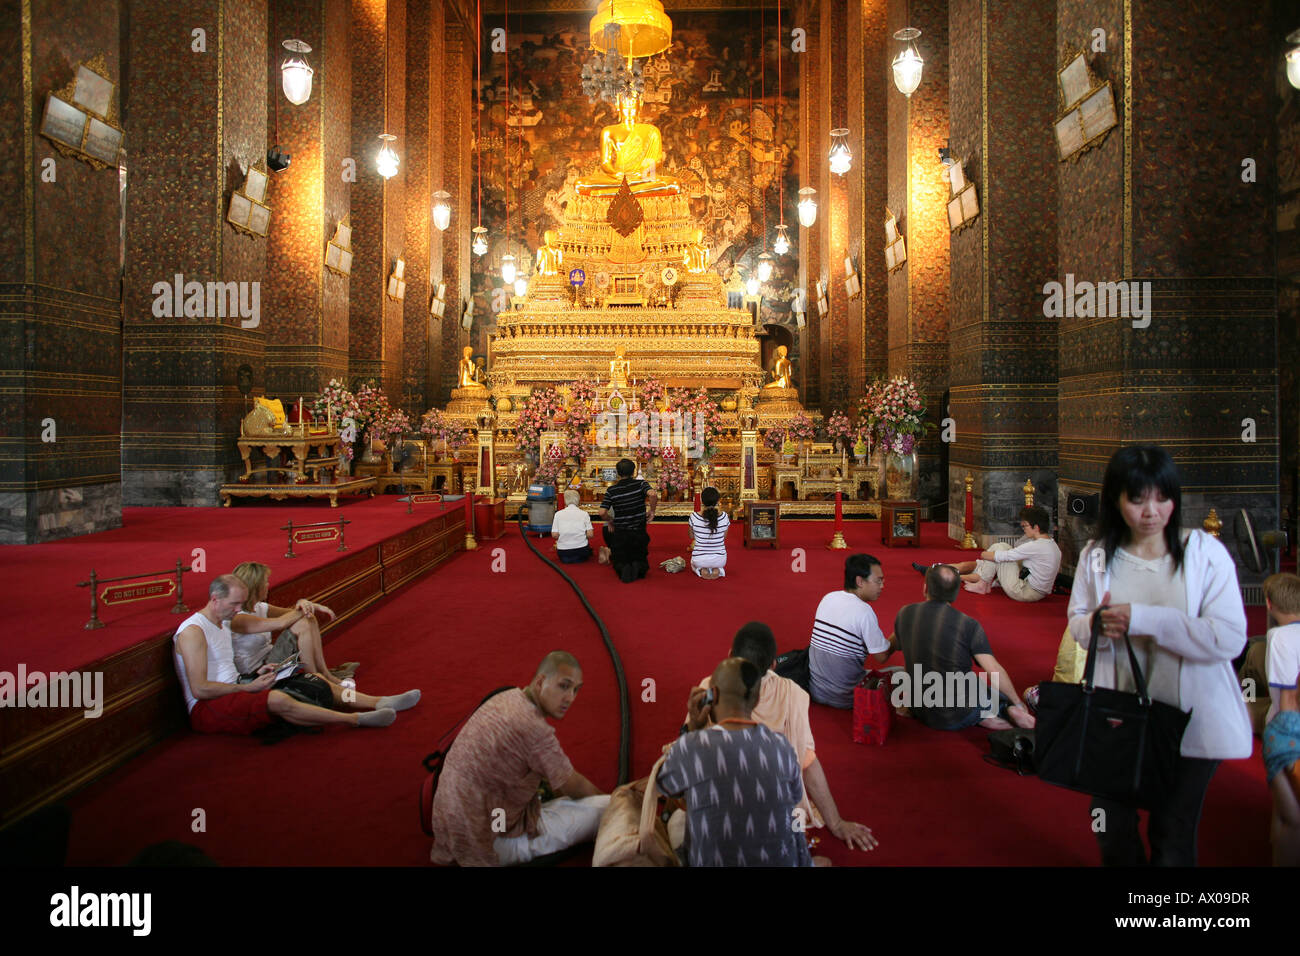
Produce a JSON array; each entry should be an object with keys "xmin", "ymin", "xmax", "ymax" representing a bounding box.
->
[
  {"xmin": 569, "ymin": 377, "xmax": 599, "ymax": 405},
  {"xmin": 534, "ymin": 458, "xmax": 564, "ymax": 487},
  {"xmin": 825, "ymin": 409, "xmax": 853, "ymax": 443},
  {"xmin": 352, "ymin": 382, "xmax": 393, "ymax": 437},
  {"xmin": 763, "ymin": 426, "xmax": 786, "ymax": 452},
  {"xmin": 785, "ymin": 411, "xmax": 816, "ymax": 443},
  {"xmin": 515, "ymin": 386, "xmax": 564, "ymax": 457},
  {"xmin": 665, "ymin": 387, "xmax": 725, "ymax": 458},
  {"xmin": 638, "ymin": 377, "xmax": 666, "ymax": 408},
  {"xmin": 418, "ymin": 408, "xmax": 471, "ymax": 449},
  {"xmin": 656, "ymin": 457, "xmax": 690, "ymax": 496},
  {"xmin": 377, "ymin": 408, "xmax": 411, "ymax": 436},
  {"xmin": 312, "ymin": 379, "xmax": 359, "ymax": 425},
  {"xmin": 859, "ymin": 376, "xmax": 928, "ymax": 455}
]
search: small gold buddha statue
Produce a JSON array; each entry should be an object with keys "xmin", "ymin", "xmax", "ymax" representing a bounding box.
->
[
  {"xmin": 457, "ymin": 346, "xmax": 485, "ymax": 390},
  {"xmin": 576, "ymin": 93, "xmax": 679, "ymax": 198},
  {"xmin": 682, "ymin": 229, "xmax": 710, "ymax": 274},
  {"xmin": 609, "ymin": 346, "xmax": 631, "ymax": 388},
  {"xmin": 536, "ymin": 230, "xmax": 563, "ymax": 275},
  {"xmin": 764, "ymin": 345, "xmax": 793, "ymax": 389}
]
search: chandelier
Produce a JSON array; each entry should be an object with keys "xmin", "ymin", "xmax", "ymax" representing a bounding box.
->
[
  {"xmin": 581, "ymin": 34, "xmax": 645, "ymax": 105},
  {"xmin": 892, "ymin": 28, "xmax": 924, "ymax": 97},
  {"xmin": 581, "ymin": 1, "xmax": 671, "ymax": 106}
]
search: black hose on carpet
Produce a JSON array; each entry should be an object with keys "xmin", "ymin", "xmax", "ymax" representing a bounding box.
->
[{"xmin": 514, "ymin": 509, "xmax": 631, "ymax": 787}]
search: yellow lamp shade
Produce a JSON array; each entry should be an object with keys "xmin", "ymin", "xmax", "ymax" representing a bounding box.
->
[{"xmin": 589, "ymin": 0, "xmax": 672, "ymax": 59}]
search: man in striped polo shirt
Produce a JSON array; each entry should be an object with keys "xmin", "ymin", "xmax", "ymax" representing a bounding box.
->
[
  {"xmin": 598, "ymin": 458, "xmax": 658, "ymax": 583},
  {"xmin": 808, "ymin": 554, "xmax": 895, "ymax": 708}
]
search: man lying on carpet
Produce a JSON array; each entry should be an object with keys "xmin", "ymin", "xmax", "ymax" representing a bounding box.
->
[
  {"xmin": 914, "ymin": 505, "xmax": 1061, "ymax": 601},
  {"xmin": 173, "ymin": 575, "xmax": 420, "ymax": 736},
  {"xmin": 892, "ymin": 565, "xmax": 1036, "ymax": 731},
  {"xmin": 429, "ymin": 651, "xmax": 609, "ymax": 866},
  {"xmin": 808, "ymin": 554, "xmax": 893, "ymax": 709},
  {"xmin": 685, "ymin": 622, "xmax": 878, "ymax": 852},
  {"xmin": 661, "ymin": 657, "xmax": 817, "ymax": 866},
  {"xmin": 229, "ymin": 560, "xmax": 358, "ymax": 686}
]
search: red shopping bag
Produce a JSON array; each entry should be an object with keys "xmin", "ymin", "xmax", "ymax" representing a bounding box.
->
[{"xmin": 853, "ymin": 670, "xmax": 896, "ymax": 745}]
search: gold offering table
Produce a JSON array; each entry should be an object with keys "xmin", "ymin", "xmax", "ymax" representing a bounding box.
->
[
  {"xmin": 220, "ymin": 477, "xmax": 375, "ymax": 508},
  {"xmin": 237, "ymin": 430, "xmax": 344, "ymax": 484}
]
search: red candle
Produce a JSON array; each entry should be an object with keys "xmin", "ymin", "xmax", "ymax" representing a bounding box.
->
[
  {"xmin": 834, "ymin": 490, "xmax": 844, "ymax": 528},
  {"xmin": 693, "ymin": 490, "xmax": 702, "ymax": 513},
  {"xmin": 465, "ymin": 489, "xmax": 474, "ymax": 536}
]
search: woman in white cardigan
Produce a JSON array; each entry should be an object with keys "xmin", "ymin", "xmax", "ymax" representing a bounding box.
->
[{"xmin": 1068, "ymin": 445, "xmax": 1251, "ymax": 866}]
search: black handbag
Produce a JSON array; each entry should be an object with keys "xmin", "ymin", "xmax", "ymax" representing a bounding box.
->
[
  {"xmin": 1034, "ymin": 607, "xmax": 1191, "ymax": 809},
  {"xmin": 773, "ymin": 647, "xmax": 811, "ymax": 692}
]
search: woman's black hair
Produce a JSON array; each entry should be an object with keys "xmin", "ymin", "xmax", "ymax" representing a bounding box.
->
[
  {"xmin": 701, "ymin": 486, "xmax": 721, "ymax": 533},
  {"xmin": 1097, "ymin": 444, "xmax": 1184, "ymax": 571}
]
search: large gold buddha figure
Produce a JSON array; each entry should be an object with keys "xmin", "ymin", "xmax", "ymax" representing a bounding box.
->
[{"xmin": 576, "ymin": 93, "xmax": 679, "ymax": 198}]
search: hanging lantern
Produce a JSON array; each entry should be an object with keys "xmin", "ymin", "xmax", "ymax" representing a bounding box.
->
[
  {"xmin": 281, "ymin": 40, "xmax": 314, "ymax": 105},
  {"xmin": 757, "ymin": 252, "xmax": 774, "ymax": 282},
  {"xmin": 745, "ymin": 274, "xmax": 759, "ymax": 296},
  {"xmin": 376, "ymin": 133, "xmax": 399, "ymax": 179},
  {"xmin": 891, "ymin": 28, "xmax": 924, "ymax": 97},
  {"xmin": 1289, "ymin": 46, "xmax": 1300, "ymax": 89},
  {"xmin": 472, "ymin": 226, "xmax": 489, "ymax": 256},
  {"xmin": 432, "ymin": 191, "xmax": 452, "ymax": 231},
  {"xmin": 797, "ymin": 187, "xmax": 818, "ymax": 227},
  {"xmin": 500, "ymin": 254, "xmax": 517, "ymax": 284},
  {"xmin": 513, "ymin": 275, "xmax": 529, "ymax": 297},
  {"xmin": 828, "ymin": 129, "xmax": 852, "ymax": 176},
  {"xmin": 773, "ymin": 223, "xmax": 790, "ymax": 256}
]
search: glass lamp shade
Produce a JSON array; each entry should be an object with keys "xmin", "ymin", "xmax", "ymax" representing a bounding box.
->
[
  {"xmin": 472, "ymin": 226, "xmax": 489, "ymax": 256},
  {"xmin": 828, "ymin": 129, "xmax": 852, "ymax": 176},
  {"xmin": 376, "ymin": 134, "xmax": 399, "ymax": 179},
  {"xmin": 745, "ymin": 275, "xmax": 759, "ymax": 296},
  {"xmin": 513, "ymin": 276, "xmax": 529, "ymax": 297},
  {"xmin": 757, "ymin": 252, "xmax": 774, "ymax": 282},
  {"xmin": 773, "ymin": 224, "xmax": 790, "ymax": 255},
  {"xmin": 500, "ymin": 254, "xmax": 517, "ymax": 284},
  {"xmin": 797, "ymin": 187, "xmax": 818, "ymax": 227},
  {"xmin": 281, "ymin": 40, "xmax": 314, "ymax": 105},
  {"xmin": 432, "ymin": 191, "xmax": 452, "ymax": 231},
  {"xmin": 892, "ymin": 28, "xmax": 923, "ymax": 97},
  {"xmin": 1289, "ymin": 47, "xmax": 1300, "ymax": 89}
]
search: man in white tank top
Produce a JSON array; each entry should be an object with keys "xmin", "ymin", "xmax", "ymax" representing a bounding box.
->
[{"xmin": 173, "ymin": 575, "xmax": 421, "ymax": 734}]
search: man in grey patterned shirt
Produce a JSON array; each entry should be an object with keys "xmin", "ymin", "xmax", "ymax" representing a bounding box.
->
[{"xmin": 658, "ymin": 658, "xmax": 814, "ymax": 867}]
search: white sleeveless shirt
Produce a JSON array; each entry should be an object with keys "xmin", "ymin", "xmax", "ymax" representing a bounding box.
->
[{"xmin": 173, "ymin": 611, "xmax": 239, "ymax": 713}]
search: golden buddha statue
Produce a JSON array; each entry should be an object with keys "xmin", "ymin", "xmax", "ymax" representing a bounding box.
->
[
  {"xmin": 682, "ymin": 229, "xmax": 710, "ymax": 273},
  {"xmin": 457, "ymin": 346, "xmax": 485, "ymax": 390},
  {"xmin": 536, "ymin": 230, "xmax": 563, "ymax": 275},
  {"xmin": 764, "ymin": 345, "xmax": 793, "ymax": 389},
  {"xmin": 610, "ymin": 346, "xmax": 631, "ymax": 388},
  {"xmin": 576, "ymin": 93, "xmax": 679, "ymax": 198}
]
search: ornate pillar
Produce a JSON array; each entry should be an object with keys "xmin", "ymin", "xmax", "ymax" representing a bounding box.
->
[{"xmin": 439, "ymin": 19, "xmax": 473, "ymax": 404}]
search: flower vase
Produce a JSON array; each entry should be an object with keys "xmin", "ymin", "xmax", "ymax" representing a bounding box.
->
[{"xmin": 884, "ymin": 450, "xmax": 918, "ymax": 500}]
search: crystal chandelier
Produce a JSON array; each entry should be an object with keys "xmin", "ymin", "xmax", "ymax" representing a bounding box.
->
[
  {"xmin": 757, "ymin": 252, "xmax": 774, "ymax": 282},
  {"xmin": 828, "ymin": 129, "xmax": 852, "ymax": 176},
  {"xmin": 1288, "ymin": 30, "xmax": 1300, "ymax": 89},
  {"xmin": 745, "ymin": 274, "xmax": 759, "ymax": 296},
  {"xmin": 432, "ymin": 191, "xmax": 452, "ymax": 231},
  {"xmin": 797, "ymin": 187, "xmax": 818, "ymax": 227},
  {"xmin": 581, "ymin": 43, "xmax": 645, "ymax": 106},
  {"xmin": 376, "ymin": 133, "xmax": 399, "ymax": 179},
  {"xmin": 500, "ymin": 254, "xmax": 517, "ymax": 285},
  {"xmin": 773, "ymin": 223, "xmax": 790, "ymax": 255},
  {"xmin": 472, "ymin": 226, "xmax": 488, "ymax": 257},
  {"xmin": 280, "ymin": 40, "xmax": 314, "ymax": 105},
  {"xmin": 892, "ymin": 28, "xmax": 924, "ymax": 97},
  {"xmin": 513, "ymin": 275, "xmax": 529, "ymax": 297}
]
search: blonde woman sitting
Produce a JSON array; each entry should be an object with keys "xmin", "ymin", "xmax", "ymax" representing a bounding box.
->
[{"xmin": 229, "ymin": 561, "xmax": 358, "ymax": 686}]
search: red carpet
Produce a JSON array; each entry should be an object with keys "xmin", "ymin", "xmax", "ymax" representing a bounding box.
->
[
  {"xmin": 60, "ymin": 519, "xmax": 1272, "ymax": 866},
  {"xmin": 0, "ymin": 498, "xmax": 443, "ymax": 674}
]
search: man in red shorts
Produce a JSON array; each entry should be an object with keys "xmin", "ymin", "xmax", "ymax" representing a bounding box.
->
[{"xmin": 173, "ymin": 574, "xmax": 420, "ymax": 733}]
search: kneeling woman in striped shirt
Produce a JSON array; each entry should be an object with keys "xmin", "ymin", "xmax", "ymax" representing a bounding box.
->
[{"xmin": 688, "ymin": 487, "xmax": 731, "ymax": 580}]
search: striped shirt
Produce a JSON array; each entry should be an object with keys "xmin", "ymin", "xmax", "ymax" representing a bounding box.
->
[
  {"xmin": 688, "ymin": 511, "xmax": 730, "ymax": 560},
  {"xmin": 601, "ymin": 478, "xmax": 652, "ymax": 531},
  {"xmin": 808, "ymin": 591, "xmax": 889, "ymax": 708}
]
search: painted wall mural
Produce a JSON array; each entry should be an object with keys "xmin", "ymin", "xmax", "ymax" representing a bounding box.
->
[{"xmin": 470, "ymin": 12, "xmax": 803, "ymax": 356}]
